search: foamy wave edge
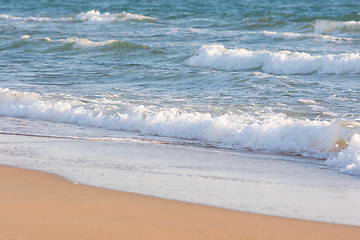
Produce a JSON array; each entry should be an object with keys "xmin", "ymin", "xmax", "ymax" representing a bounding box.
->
[
  {"xmin": 0, "ymin": 14, "xmax": 70, "ymax": 22},
  {"xmin": 314, "ymin": 20, "xmax": 360, "ymax": 34},
  {"xmin": 76, "ymin": 10, "xmax": 157, "ymax": 22},
  {"xmin": 0, "ymin": 10, "xmax": 156, "ymax": 23},
  {"xmin": 187, "ymin": 44, "xmax": 360, "ymax": 74},
  {"xmin": 262, "ymin": 31, "xmax": 355, "ymax": 42},
  {"xmin": 0, "ymin": 88, "xmax": 359, "ymax": 175},
  {"xmin": 42, "ymin": 37, "xmax": 118, "ymax": 48},
  {"xmin": 19, "ymin": 36, "xmax": 147, "ymax": 50}
]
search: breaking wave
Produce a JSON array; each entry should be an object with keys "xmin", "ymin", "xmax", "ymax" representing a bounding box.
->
[
  {"xmin": 0, "ymin": 10, "xmax": 156, "ymax": 24},
  {"xmin": 0, "ymin": 13, "xmax": 70, "ymax": 22},
  {"xmin": 187, "ymin": 44, "xmax": 360, "ymax": 74},
  {"xmin": 76, "ymin": 10, "xmax": 157, "ymax": 22},
  {"xmin": 45, "ymin": 37, "xmax": 118, "ymax": 49},
  {"xmin": 262, "ymin": 31, "xmax": 356, "ymax": 42},
  {"xmin": 0, "ymin": 88, "xmax": 359, "ymax": 175},
  {"xmin": 11, "ymin": 36, "xmax": 148, "ymax": 51},
  {"xmin": 326, "ymin": 134, "xmax": 360, "ymax": 175},
  {"xmin": 314, "ymin": 20, "xmax": 360, "ymax": 34}
]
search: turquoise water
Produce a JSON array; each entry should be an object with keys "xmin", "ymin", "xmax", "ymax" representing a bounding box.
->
[{"xmin": 0, "ymin": 0, "xmax": 360, "ymax": 174}]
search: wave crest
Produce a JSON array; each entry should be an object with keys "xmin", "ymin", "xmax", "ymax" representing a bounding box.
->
[
  {"xmin": 314, "ymin": 20, "xmax": 360, "ymax": 34},
  {"xmin": 325, "ymin": 133, "xmax": 360, "ymax": 175},
  {"xmin": 39, "ymin": 37, "xmax": 148, "ymax": 50},
  {"xmin": 0, "ymin": 10, "xmax": 156, "ymax": 24},
  {"xmin": 187, "ymin": 44, "xmax": 360, "ymax": 74},
  {"xmin": 76, "ymin": 10, "xmax": 157, "ymax": 22},
  {"xmin": 262, "ymin": 31, "xmax": 355, "ymax": 42},
  {"xmin": 0, "ymin": 13, "xmax": 71, "ymax": 22},
  {"xmin": 58, "ymin": 37, "xmax": 117, "ymax": 48}
]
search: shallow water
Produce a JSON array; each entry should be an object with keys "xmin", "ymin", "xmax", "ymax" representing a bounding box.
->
[{"xmin": 2, "ymin": 133, "xmax": 360, "ymax": 225}]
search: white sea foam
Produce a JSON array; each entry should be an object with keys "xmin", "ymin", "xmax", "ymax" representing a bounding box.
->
[
  {"xmin": 187, "ymin": 44, "xmax": 360, "ymax": 74},
  {"xmin": 41, "ymin": 37, "xmax": 117, "ymax": 48},
  {"xmin": 20, "ymin": 35, "xmax": 31, "ymax": 39},
  {"xmin": 262, "ymin": 31, "xmax": 354, "ymax": 42},
  {"xmin": 0, "ymin": 14, "xmax": 52, "ymax": 21},
  {"xmin": 262, "ymin": 31, "xmax": 302, "ymax": 39},
  {"xmin": 76, "ymin": 10, "xmax": 157, "ymax": 22},
  {"xmin": 0, "ymin": 14, "xmax": 70, "ymax": 22},
  {"xmin": 298, "ymin": 99, "xmax": 318, "ymax": 105},
  {"xmin": 314, "ymin": 20, "xmax": 360, "ymax": 34},
  {"xmin": 0, "ymin": 10, "xmax": 156, "ymax": 24},
  {"xmin": 325, "ymin": 133, "xmax": 360, "ymax": 175},
  {"xmin": 59, "ymin": 37, "xmax": 117, "ymax": 48},
  {"xmin": 1, "ymin": 88, "xmax": 360, "ymax": 175}
]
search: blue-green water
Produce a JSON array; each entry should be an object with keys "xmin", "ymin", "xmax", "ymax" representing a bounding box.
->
[{"xmin": 0, "ymin": 0, "xmax": 360, "ymax": 174}]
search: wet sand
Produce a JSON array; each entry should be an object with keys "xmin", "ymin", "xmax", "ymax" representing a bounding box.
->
[{"xmin": 1, "ymin": 164, "xmax": 359, "ymax": 240}]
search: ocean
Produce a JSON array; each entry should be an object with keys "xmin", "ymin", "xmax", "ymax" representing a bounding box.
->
[{"xmin": 1, "ymin": 0, "xmax": 360, "ymax": 224}]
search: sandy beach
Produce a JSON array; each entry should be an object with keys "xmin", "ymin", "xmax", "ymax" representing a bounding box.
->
[{"xmin": 0, "ymin": 165, "xmax": 359, "ymax": 240}]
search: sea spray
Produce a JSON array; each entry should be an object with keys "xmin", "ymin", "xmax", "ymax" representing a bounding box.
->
[{"xmin": 325, "ymin": 134, "xmax": 360, "ymax": 174}]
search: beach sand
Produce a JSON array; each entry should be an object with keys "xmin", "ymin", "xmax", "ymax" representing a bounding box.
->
[{"xmin": 1, "ymin": 165, "xmax": 359, "ymax": 240}]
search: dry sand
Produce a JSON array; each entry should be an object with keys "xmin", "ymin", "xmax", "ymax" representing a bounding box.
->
[{"xmin": 0, "ymin": 165, "xmax": 359, "ymax": 240}]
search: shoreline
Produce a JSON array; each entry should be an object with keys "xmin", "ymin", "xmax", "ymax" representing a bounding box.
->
[
  {"xmin": 2, "ymin": 132, "xmax": 360, "ymax": 226},
  {"xmin": 1, "ymin": 164, "xmax": 360, "ymax": 240}
]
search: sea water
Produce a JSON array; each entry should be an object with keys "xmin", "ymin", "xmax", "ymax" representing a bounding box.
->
[{"xmin": 0, "ymin": 0, "xmax": 360, "ymax": 224}]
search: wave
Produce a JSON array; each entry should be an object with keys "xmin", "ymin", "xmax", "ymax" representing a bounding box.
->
[
  {"xmin": 45, "ymin": 37, "xmax": 118, "ymax": 49},
  {"xmin": 326, "ymin": 133, "xmax": 360, "ymax": 175},
  {"xmin": 13, "ymin": 36, "xmax": 148, "ymax": 51},
  {"xmin": 20, "ymin": 35, "xmax": 31, "ymax": 39},
  {"xmin": 0, "ymin": 88, "xmax": 360, "ymax": 175},
  {"xmin": 47, "ymin": 37, "xmax": 148, "ymax": 50},
  {"xmin": 76, "ymin": 10, "xmax": 157, "ymax": 22},
  {"xmin": 314, "ymin": 20, "xmax": 360, "ymax": 34},
  {"xmin": 0, "ymin": 14, "xmax": 70, "ymax": 22},
  {"xmin": 262, "ymin": 31, "xmax": 356, "ymax": 42},
  {"xmin": 0, "ymin": 10, "xmax": 156, "ymax": 24},
  {"xmin": 187, "ymin": 44, "xmax": 360, "ymax": 74}
]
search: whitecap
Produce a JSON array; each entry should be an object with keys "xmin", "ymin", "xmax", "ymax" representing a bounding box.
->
[
  {"xmin": 76, "ymin": 10, "xmax": 157, "ymax": 22},
  {"xmin": 58, "ymin": 37, "xmax": 117, "ymax": 48},
  {"xmin": 187, "ymin": 44, "xmax": 360, "ymax": 74},
  {"xmin": 314, "ymin": 20, "xmax": 360, "ymax": 34},
  {"xmin": 38, "ymin": 36, "xmax": 117, "ymax": 48},
  {"xmin": 0, "ymin": 13, "xmax": 70, "ymax": 22},
  {"xmin": 20, "ymin": 35, "xmax": 31, "ymax": 39},
  {"xmin": 0, "ymin": 14, "xmax": 52, "ymax": 21},
  {"xmin": 0, "ymin": 10, "xmax": 156, "ymax": 24},
  {"xmin": 262, "ymin": 31, "xmax": 302, "ymax": 38},
  {"xmin": 298, "ymin": 99, "xmax": 318, "ymax": 105},
  {"xmin": 262, "ymin": 30, "xmax": 354, "ymax": 42}
]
